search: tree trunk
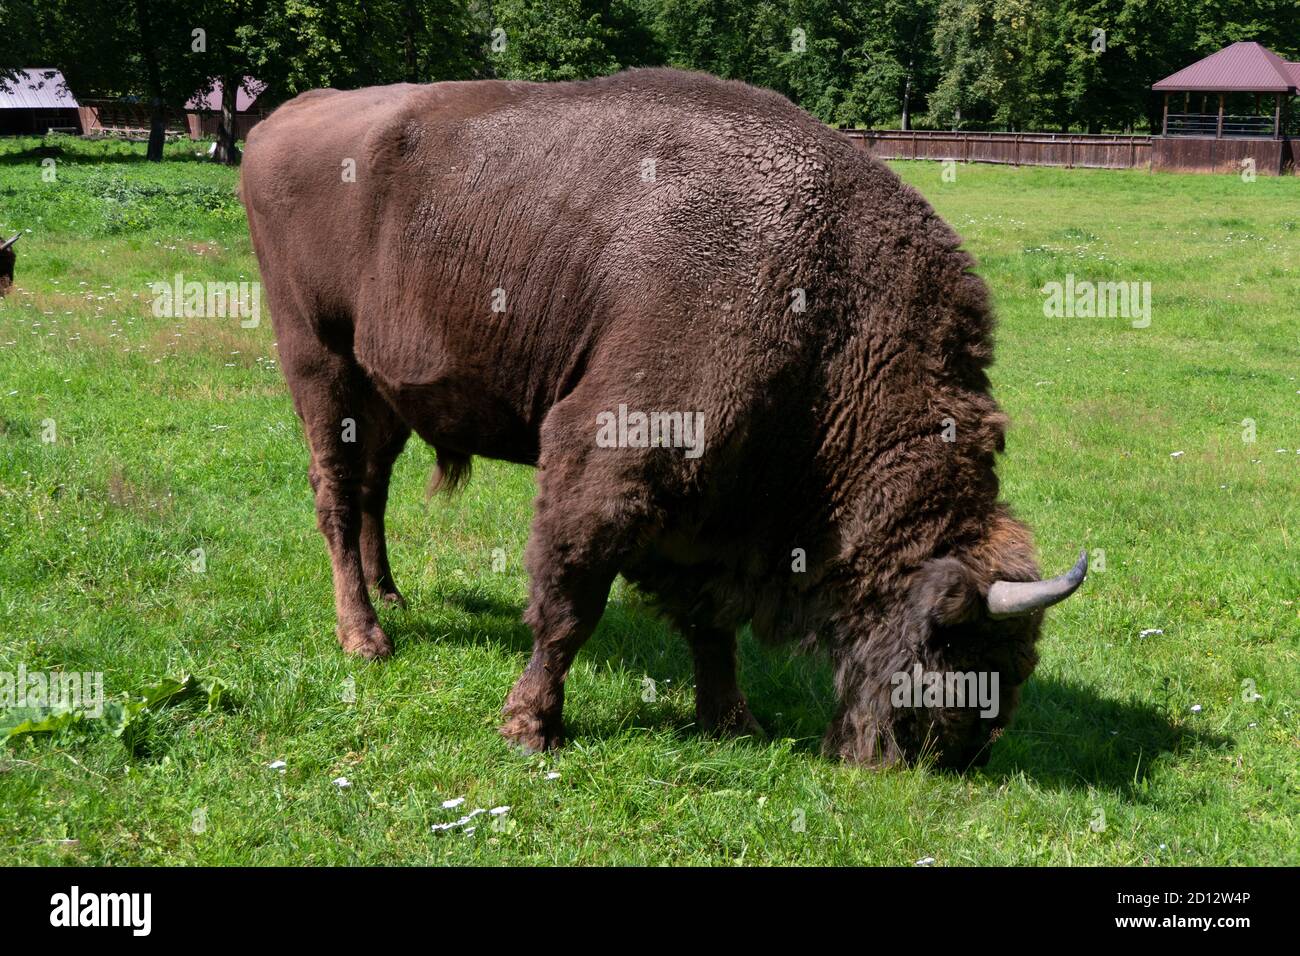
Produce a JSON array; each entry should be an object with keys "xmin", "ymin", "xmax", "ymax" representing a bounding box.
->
[
  {"xmin": 214, "ymin": 75, "xmax": 240, "ymax": 164},
  {"xmin": 134, "ymin": 0, "xmax": 166, "ymax": 162},
  {"xmin": 404, "ymin": 0, "xmax": 419, "ymax": 82},
  {"xmin": 147, "ymin": 98, "xmax": 166, "ymax": 161},
  {"xmin": 901, "ymin": 64, "xmax": 913, "ymax": 131}
]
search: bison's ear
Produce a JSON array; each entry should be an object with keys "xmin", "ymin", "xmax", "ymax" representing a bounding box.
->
[{"xmin": 907, "ymin": 556, "xmax": 982, "ymax": 630}]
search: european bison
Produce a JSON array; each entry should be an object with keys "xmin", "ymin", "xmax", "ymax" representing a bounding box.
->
[
  {"xmin": 240, "ymin": 68, "xmax": 1085, "ymax": 768},
  {"xmin": 0, "ymin": 233, "xmax": 18, "ymax": 295}
]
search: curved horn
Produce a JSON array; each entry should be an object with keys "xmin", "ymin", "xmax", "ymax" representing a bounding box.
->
[
  {"xmin": 0, "ymin": 234, "xmax": 19, "ymax": 251},
  {"xmin": 986, "ymin": 550, "xmax": 1087, "ymax": 619}
]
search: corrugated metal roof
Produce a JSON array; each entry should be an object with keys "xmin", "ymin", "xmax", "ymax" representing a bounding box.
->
[
  {"xmin": 186, "ymin": 77, "xmax": 266, "ymax": 112},
  {"xmin": 1153, "ymin": 42, "xmax": 1298, "ymax": 93},
  {"xmin": 0, "ymin": 68, "xmax": 79, "ymax": 109},
  {"xmin": 1289, "ymin": 63, "xmax": 1300, "ymax": 86}
]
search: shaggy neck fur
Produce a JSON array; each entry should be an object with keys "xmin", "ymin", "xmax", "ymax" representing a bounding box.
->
[{"xmin": 798, "ymin": 167, "xmax": 1044, "ymax": 763}]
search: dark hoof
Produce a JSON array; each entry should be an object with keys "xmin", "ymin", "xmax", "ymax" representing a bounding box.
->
[
  {"xmin": 338, "ymin": 623, "xmax": 393, "ymax": 659},
  {"xmin": 699, "ymin": 699, "xmax": 765, "ymax": 739},
  {"xmin": 377, "ymin": 589, "xmax": 407, "ymax": 610},
  {"xmin": 500, "ymin": 712, "xmax": 564, "ymax": 754}
]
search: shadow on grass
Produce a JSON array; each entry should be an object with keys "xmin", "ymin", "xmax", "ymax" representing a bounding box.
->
[
  {"xmin": 0, "ymin": 146, "xmax": 211, "ymax": 166},
  {"xmin": 984, "ymin": 677, "xmax": 1230, "ymax": 795},
  {"xmin": 389, "ymin": 587, "xmax": 700, "ymax": 740},
  {"xmin": 389, "ymin": 585, "xmax": 1214, "ymax": 793}
]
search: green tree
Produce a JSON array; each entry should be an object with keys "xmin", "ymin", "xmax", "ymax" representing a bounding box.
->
[
  {"xmin": 484, "ymin": 0, "xmax": 657, "ymax": 81},
  {"xmin": 1, "ymin": 0, "xmax": 212, "ymax": 160}
]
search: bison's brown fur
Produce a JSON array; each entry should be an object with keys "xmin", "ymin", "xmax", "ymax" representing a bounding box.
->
[
  {"xmin": 241, "ymin": 68, "xmax": 1056, "ymax": 768},
  {"xmin": 0, "ymin": 243, "xmax": 15, "ymax": 295}
]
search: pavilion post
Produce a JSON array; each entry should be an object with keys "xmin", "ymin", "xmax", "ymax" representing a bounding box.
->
[
  {"xmin": 1216, "ymin": 93, "xmax": 1224, "ymax": 138},
  {"xmin": 1274, "ymin": 93, "xmax": 1282, "ymax": 140},
  {"xmin": 1162, "ymin": 93, "xmax": 1169, "ymax": 135}
]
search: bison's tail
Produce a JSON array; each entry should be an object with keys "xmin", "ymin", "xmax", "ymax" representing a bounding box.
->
[{"xmin": 426, "ymin": 448, "xmax": 473, "ymax": 498}]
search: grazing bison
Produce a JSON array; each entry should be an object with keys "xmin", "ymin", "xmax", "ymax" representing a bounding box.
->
[
  {"xmin": 0, "ymin": 233, "xmax": 18, "ymax": 295},
  {"xmin": 240, "ymin": 69, "xmax": 1085, "ymax": 768}
]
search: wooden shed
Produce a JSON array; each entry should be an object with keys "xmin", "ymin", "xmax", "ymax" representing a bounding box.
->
[
  {"xmin": 0, "ymin": 68, "xmax": 81, "ymax": 136},
  {"xmin": 185, "ymin": 77, "xmax": 269, "ymax": 141},
  {"xmin": 1152, "ymin": 42, "xmax": 1297, "ymax": 174}
]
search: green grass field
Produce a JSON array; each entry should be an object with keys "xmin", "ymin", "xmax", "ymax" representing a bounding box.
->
[{"xmin": 0, "ymin": 135, "xmax": 1295, "ymax": 865}]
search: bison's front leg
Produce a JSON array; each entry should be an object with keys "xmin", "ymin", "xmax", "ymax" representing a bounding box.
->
[
  {"xmin": 501, "ymin": 526, "xmax": 619, "ymax": 754},
  {"xmin": 684, "ymin": 625, "xmax": 763, "ymax": 739},
  {"xmin": 500, "ymin": 407, "xmax": 642, "ymax": 753}
]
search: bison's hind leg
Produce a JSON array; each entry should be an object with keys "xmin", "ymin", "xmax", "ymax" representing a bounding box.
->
[
  {"xmin": 682, "ymin": 623, "xmax": 764, "ymax": 740},
  {"xmin": 286, "ymin": 339, "xmax": 404, "ymax": 659},
  {"xmin": 360, "ymin": 398, "xmax": 411, "ymax": 608}
]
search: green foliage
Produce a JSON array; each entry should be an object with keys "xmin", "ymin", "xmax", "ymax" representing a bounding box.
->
[
  {"xmin": 3, "ymin": 0, "xmax": 1295, "ymax": 136},
  {"xmin": 81, "ymin": 170, "xmax": 241, "ymax": 232},
  {"xmin": 648, "ymin": 0, "xmax": 939, "ymax": 127},
  {"xmin": 926, "ymin": 0, "xmax": 1299, "ymax": 132},
  {"xmin": 0, "ymin": 0, "xmax": 211, "ymax": 108},
  {"xmin": 274, "ymin": 0, "xmax": 490, "ymax": 89},
  {"xmin": 3, "ymin": 672, "xmax": 230, "ymax": 758},
  {"xmin": 488, "ymin": 0, "xmax": 658, "ymax": 80},
  {"xmin": 0, "ymin": 137, "xmax": 243, "ymax": 235}
]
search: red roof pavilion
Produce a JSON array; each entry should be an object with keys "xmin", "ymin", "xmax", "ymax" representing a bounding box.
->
[{"xmin": 1153, "ymin": 42, "xmax": 1298, "ymax": 138}]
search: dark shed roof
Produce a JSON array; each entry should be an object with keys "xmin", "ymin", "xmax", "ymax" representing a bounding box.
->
[
  {"xmin": 1153, "ymin": 42, "xmax": 1299, "ymax": 93},
  {"xmin": 0, "ymin": 68, "xmax": 79, "ymax": 109}
]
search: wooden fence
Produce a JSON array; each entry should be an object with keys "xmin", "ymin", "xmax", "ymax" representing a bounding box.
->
[
  {"xmin": 843, "ymin": 129, "xmax": 1153, "ymax": 169},
  {"xmin": 845, "ymin": 128, "xmax": 1296, "ymax": 174},
  {"xmin": 77, "ymin": 100, "xmax": 268, "ymax": 142},
  {"xmin": 78, "ymin": 100, "xmax": 188, "ymax": 140},
  {"xmin": 1152, "ymin": 135, "xmax": 1292, "ymax": 174}
]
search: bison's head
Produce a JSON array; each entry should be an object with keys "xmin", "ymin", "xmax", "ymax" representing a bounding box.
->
[
  {"xmin": 0, "ymin": 233, "xmax": 19, "ymax": 296},
  {"xmin": 827, "ymin": 514, "xmax": 1085, "ymax": 769}
]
